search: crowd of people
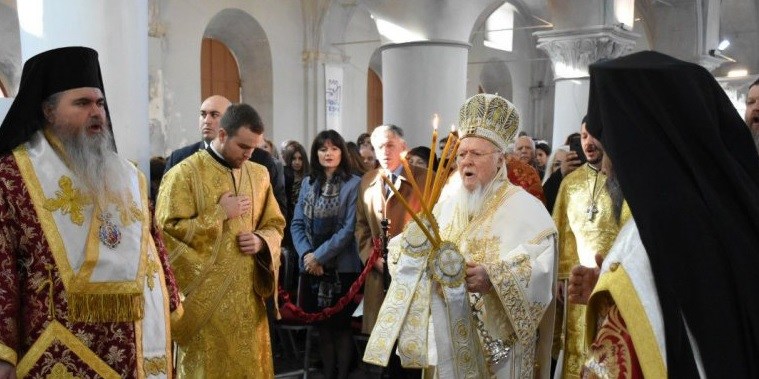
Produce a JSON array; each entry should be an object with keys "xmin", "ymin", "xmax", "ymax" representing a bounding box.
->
[{"xmin": 1, "ymin": 46, "xmax": 759, "ymax": 379}]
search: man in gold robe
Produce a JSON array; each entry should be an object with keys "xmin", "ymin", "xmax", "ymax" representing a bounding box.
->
[
  {"xmin": 364, "ymin": 94, "xmax": 557, "ymax": 378},
  {"xmin": 156, "ymin": 103, "xmax": 285, "ymax": 378},
  {"xmin": 551, "ymin": 121, "xmax": 630, "ymax": 378},
  {"xmin": 0, "ymin": 47, "xmax": 179, "ymax": 378}
]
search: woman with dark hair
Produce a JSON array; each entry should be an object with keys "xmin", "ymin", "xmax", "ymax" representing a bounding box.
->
[
  {"xmin": 406, "ymin": 145, "xmax": 439, "ymax": 171},
  {"xmin": 281, "ymin": 141, "xmax": 310, "ymax": 289},
  {"xmin": 345, "ymin": 141, "xmax": 369, "ymax": 175},
  {"xmin": 282, "ymin": 140, "xmax": 310, "ymax": 217},
  {"xmin": 291, "ymin": 130, "xmax": 362, "ymax": 379}
]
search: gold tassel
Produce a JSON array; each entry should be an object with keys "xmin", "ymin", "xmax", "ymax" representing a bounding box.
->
[{"xmin": 67, "ymin": 292, "xmax": 144, "ymax": 323}]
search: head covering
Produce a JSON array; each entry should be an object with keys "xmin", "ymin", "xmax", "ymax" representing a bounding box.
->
[
  {"xmin": 0, "ymin": 46, "xmax": 110, "ymax": 154},
  {"xmin": 458, "ymin": 93, "xmax": 519, "ymax": 150},
  {"xmin": 587, "ymin": 51, "xmax": 759, "ymax": 377}
]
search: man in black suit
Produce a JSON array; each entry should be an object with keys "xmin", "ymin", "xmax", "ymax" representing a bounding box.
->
[{"xmin": 163, "ymin": 95, "xmax": 286, "ymax": 216}]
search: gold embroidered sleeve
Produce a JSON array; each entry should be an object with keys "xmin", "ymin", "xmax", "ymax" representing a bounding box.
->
[
  {"xmin": 485, "ymin": 238, "xmax": 556, "ymax": 346},
  {"xmin": 155, "ymin": 164, "xmax": 226, "ymax": 290},
  {"xmin": 251, "ymin": 182, "xmax": 285, "ymax": 299},
  {"xmin": 553, "ymin": 181, "xmax": 578, "ymax": 279}
]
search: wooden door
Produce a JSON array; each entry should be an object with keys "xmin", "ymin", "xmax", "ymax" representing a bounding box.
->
[
  {"xmin": 367, "ymin": 68, "xmax": 383, "ymax": 132},
  {"xmin": 201, "ymin": 38, "xmax": 241, "ymax": 102}
]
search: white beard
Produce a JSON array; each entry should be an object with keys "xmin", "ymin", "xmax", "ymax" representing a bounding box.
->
[
  {"xmin": 54, "ymin": 126, "xmax": 131, "ymax": 211},
  {"xmin": 461, "ymin": 183, "xmax": 485, "ymax": 219},
  {"xmin": 456, "ymin": 166, "xmax": 504, "ymax": 219}
]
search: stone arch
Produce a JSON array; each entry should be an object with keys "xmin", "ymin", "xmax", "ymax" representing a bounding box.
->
[
  {"xmin": 203, "ymin": 8, "xmax": 273, "ymax": 133},
  {"xmin": 480, "ymin": 58, "xmax": 513, "ymax": 100},
  {"xmin": 467, "ymin": 0, "xmax": 554, "ymax": 139}
]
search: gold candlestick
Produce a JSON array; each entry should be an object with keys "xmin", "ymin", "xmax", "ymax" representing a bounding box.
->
[
  {"xmin": 382, "ymin": 173, "xmax": 438, "ymax": 248},
  {"xmin": 400, "ymin": 155, "xmax": 439, "ymax": 240},
  {"xmin": 424, "ymin": 115, "xmax": 438, "ymax": 201}
]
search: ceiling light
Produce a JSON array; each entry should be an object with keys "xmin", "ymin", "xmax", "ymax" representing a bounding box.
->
[
  {"xmin": 717, "ymin": 39, "xmax": 730, "ymax": 51},
  {"xmin": 727, "ymin": 69, "xmax": 748, "ymax": 78}
]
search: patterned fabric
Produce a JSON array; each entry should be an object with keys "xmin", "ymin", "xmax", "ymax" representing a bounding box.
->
[
  {"xmin": 156, "ymin": 151, "xmax": 285, "ymax": 379},
  {"xmin": 552, "ymin": 163, "xmax": 631, "ymax": 379},
  {"xmin": 364, "ymin": 176, "xmax": 558, "ymax": 378},
  {"xmin": 302, "ymin": 177, "xmax": 341, "ymax": 253},
  {"xmin": 582, "ymin": 302, "xmax": 643, "ymax": 379},
  {"xmin": 0, "ymin": 153, "xmax": 178, "ymax": 378},
  {"xmin": 506, "ymin": 156, "xmax": 546, "ymax": 204}
]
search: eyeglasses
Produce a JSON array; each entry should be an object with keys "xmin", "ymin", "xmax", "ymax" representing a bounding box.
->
[{"xmin": 456, "ymin": 150, "xmax": 501, "ymax": 162}]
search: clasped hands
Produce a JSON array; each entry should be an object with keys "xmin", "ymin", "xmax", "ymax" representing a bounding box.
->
[{"xmin": 303, "ymin": 253, "xmax": 324, "ymax": 276}]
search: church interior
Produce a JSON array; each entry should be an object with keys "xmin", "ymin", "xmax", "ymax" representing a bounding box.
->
[
  {"xmin": 0, "ymin": 1, "xmax": 757, "ymax": 377},
  {"xmin": 0, "ymin": 0, "xmax": 756, "ymax": 174}
]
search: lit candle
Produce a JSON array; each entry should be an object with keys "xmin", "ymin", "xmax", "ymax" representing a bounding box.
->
[
  {"xmin": 432, "ymin": 135, "xmax": 461, "ymax": 202},
  {"xmin": 401, "ymin": 153, "xmax": 439, "ymax": 240},
  {"xmin": 424, "ymin": 114, "xmax": 438, "ymax": 203},
  {"xmin": 430, "ymin": 128, "xmax": 457, "ymax": 203},
  {"xmin": 381, "ymin": 173, "xmax": 438, "ymax": 248}
]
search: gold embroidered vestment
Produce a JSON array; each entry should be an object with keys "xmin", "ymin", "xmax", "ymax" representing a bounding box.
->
[{"xmin": 156, "ymin": 151, "xmax": 285, "ymax": 378}]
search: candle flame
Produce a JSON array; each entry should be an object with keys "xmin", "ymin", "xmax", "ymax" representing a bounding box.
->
[{"xmin": 432, "ymin": 114, "xmax": 439, "ymax": 130}]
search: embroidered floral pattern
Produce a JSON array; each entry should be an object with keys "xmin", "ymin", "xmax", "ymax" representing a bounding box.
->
[
  {"xmin": 582, "ymin": 304, "xmax": 642, "ymax": 379},
  {"xmin": 43, "ymin": 176, "xmax": 91, "ymax": 225},
  {"xmin": 0, "ymin": 155, "xmax": 141, "ymax": 377}
]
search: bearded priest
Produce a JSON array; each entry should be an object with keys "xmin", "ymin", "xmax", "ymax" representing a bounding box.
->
[
  {"xmin": 0, "ymin": 47, "xmax": 180, "ymax": 378},
  {"xmin": 364, "ymin": 94, "xmax": 558, "ymax": 378}
]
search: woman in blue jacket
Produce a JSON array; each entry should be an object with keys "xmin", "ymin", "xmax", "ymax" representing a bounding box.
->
[{"xmin": 291, "ymin": 129, "xmax": 362, "ymax": 379}]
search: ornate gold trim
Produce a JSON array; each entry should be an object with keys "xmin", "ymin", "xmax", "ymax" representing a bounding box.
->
[
  {"xmin": 143, "ymin": 356, "xmax": 168, "ymax": 376},
  {"xmin": 13, "ymin": 146, "xmax": 76, "ymax": 290},
  {"xmin": 589, "ymin": 265, "xmax": 667, "ymax": 379},
  {"xmin": 427, "ymin": 241, "xmax": 466, "ymax": 288},
  {"xmin": 153, "ymin": 233, "xmax": 175, "ymax": 379},
  {"xmin": 0, "ymin": 343, "xmax": 17, "ymax": 366},
  {"xmin": 16, "ymin": 321, "xmax": 120, "ymax": 379}
]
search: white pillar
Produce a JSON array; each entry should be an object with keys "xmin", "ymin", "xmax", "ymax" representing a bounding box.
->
[
  {"xmin": 381, "ymin": 42, "xmax": 469, "ymax": 147},
  {"xmin": 17, "ymin": 0, "xmax": 150, "ymax": 175},
  {"xmin": 366, "ymin": 0, "xmax": 500, "ymax": 147},
  {"xmin": 535, "ymin": 26, "xmax": 637, "ymax": 146}
]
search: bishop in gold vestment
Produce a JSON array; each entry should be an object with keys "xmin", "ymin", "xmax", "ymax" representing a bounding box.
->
[
  {"xmin": 552, "ymin": 163, "xmax": 630, "ymax": 378},
  {"xmin": 156, "ymin": 148, "xmax": 285, "ymax": 378}
]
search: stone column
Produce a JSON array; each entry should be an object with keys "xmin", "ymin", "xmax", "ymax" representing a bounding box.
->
[
  {"xmin": 17, "ymin": 0, "xmax": 150, "ymax": 173},
  {"xmin": 535, "ymin": 26, "xmax": 637, "ymax": 146},
  {"xmin": 366, "ymin": 0, "xmax": 500, "ymax": 147}
]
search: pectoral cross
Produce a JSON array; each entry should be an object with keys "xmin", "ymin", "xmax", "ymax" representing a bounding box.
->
[{"xmin": 586, "ymin": 202, "xmax": 599, "ymax": 222}]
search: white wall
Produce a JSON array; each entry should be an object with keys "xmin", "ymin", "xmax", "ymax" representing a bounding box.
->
[
  {"xmin": 333, "ymin": 7, "xmax": 380, "ymax": 144},
  {"xmin": 157, "ymin": 0, "xmax": 304, "ymax": 154},
  {"xmin": 467, "ymin": 8, "xmax": 554, "ymax": 140}
]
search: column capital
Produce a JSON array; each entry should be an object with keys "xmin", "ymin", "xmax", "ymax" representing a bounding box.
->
[{"xmin": 535, "ymin": 26, "xmax": 638, "ymax": 79}]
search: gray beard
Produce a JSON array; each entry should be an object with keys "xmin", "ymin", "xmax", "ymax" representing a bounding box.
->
[
  {"xmin": 605, "ymin": 172, "xmax": 625, "ymax": 224},
  {"xmin": 55, "ymin": 126, "xmax": 130, "ymax": 210}
]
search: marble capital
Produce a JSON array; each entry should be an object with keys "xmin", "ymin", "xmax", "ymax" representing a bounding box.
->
[{"xmin": 535, "ymin": 26, "xmax": 638, "ymax": 79}]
